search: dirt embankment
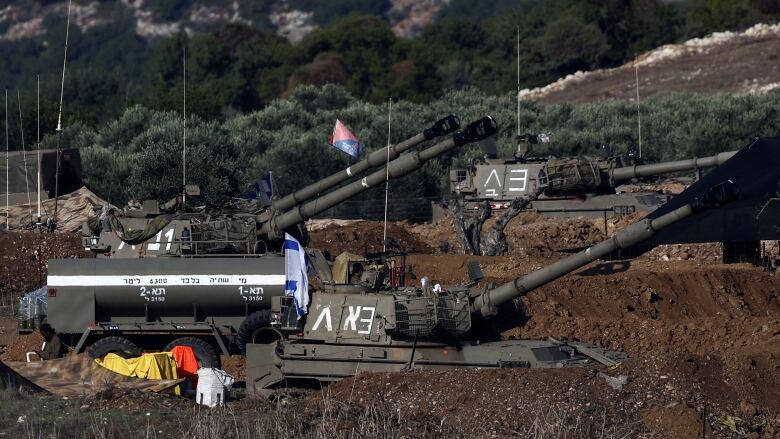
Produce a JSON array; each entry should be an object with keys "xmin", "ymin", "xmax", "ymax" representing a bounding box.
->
[
  {"xmin": 308, "ymin": 221, "xmax": 433, "ymax": 256},
  {"xmin": 0, "ymin": 231, "xmax": 88, "ymax": 301}
]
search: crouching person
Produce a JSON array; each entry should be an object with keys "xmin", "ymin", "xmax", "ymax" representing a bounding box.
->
[{"xmin": 37, "ymin": 323, "xmax": 66, "ymax": 360}]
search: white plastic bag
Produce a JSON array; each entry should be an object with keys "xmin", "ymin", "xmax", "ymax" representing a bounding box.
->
[{"xmin": 195, "ymin": 368, "xmax": 235, "ymax": 407}]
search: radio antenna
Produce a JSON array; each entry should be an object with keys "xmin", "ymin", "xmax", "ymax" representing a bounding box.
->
[
  {"xmin": 36, "ymin": 75, "xmax": 41, "ymax": 224},
  {"xmin": 17, "ymin": 89, "xmax": 32, "ymax": 223},
  {"xmin": 53, "ymin": 0, "xmax": 73, "ymax": 229},
  {"xmin": 516, "ymin": 25, "xmax": 521, "ymax": 136},
  {"xmin": 182, "ymin": 46, "xmax": 187, "ymax": 207},
  {"xmin": 635, "ymin": 56, "xmax": 642, "ymax": 159},
  {"xmin": 382, "ymin": 98, "xmax": 392, "ymax": 252},
  {"xmin": 4, "ymin": 88, "xmax": 8, "ymax": 230}
]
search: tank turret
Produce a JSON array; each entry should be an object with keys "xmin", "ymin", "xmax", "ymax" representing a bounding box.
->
[{"xmin": 245, "ymin": 179, "xmax": 739, "ymax": 391}]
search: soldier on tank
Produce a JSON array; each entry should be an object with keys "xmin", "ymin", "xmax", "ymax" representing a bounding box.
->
[
  {"xmin": 350, "ymin": 263, "xmax": 364, "ymax": 284},
  {"xmin": 36, "ymin": 323, "xmax": 66, "ymax": 360}
]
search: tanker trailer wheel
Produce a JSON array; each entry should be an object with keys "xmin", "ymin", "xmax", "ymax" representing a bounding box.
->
[
  {"xmin": 87, "ymin": 336, "xmax": 141, "ymax": 359},
  {"xmin": 164, "ymin": 337, "xmax": 219, "ymax": 368},
  {"xmin": 238, "ymin": 310, "xmax": 275, "ymax": 352}
]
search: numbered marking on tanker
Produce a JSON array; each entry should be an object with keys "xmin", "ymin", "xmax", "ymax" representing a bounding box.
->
[
  {"xmin": 139, "ymin": 286, "xmax": 166, "ymax": 302},
  {"xmin": 238, "ymin": 286, "xmax": 264, "ymax": 302}
]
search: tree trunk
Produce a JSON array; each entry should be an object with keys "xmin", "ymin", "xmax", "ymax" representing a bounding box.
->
[{"xmin": 449, "ymin": 199, "xmax": 491, "ymax": 255}]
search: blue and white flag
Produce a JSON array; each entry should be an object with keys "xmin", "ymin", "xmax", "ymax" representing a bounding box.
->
[{"xmin": 284, "ymin": 233, "xmax": 309, "ymax": 318}]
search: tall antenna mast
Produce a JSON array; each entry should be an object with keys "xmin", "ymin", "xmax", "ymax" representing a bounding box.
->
[
  {"xmin": 635, "ymin": 58, "xmax": 642, "ymax": 159},
  {"xmin": 382, "ymin": 99, "xmax": 392, "ymax": 252},
  {"xmin": 182, "ymin": 46, "xmax": 187, "ymax": 207},
  {"xmin": 516, "ymin": 25, "xmax": 521, "ymax": 136},
  {"xmin": 53, "ymin": 0, "xmax": 73, "ymax": 228},
  {"xmin": 17, "ymin": 89, "xmax": 32, "ymax": 223},
  {"xmin": 36, "ymin": 75, "xmax": 40, "ymax": 224},
  {"xmin": 4, "ymin": 88, "xmax": 8, "ymax": 230}
]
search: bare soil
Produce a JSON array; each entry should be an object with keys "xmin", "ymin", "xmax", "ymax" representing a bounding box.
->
[{"xmin": 0, "ymin": 231, "xmax": 88, "ymax": 302}]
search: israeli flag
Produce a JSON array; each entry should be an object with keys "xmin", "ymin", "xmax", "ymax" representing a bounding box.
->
[{"xmin": 284, "ymin": 233, "xmax": 309, "ymax": 318}]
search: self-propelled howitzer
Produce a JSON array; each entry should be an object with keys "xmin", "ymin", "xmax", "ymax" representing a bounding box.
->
[
  {"xmin": 245, "ymin": 180, "xmax": 738, "ymax": 391},
  {"xmin": 43, "ymin": 116, "xmax": 498, "ymax": 369},
  {"xmin": 446, "ymin": 135, "xmax": 736, "ymax": 219}
]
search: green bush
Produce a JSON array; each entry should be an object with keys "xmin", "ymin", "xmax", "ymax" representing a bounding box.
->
[{"xmin": 51, "ymin": 86, "xmax": 780, "ymax": 207}]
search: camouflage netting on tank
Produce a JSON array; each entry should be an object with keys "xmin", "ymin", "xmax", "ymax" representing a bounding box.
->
[
  {"xmin": 544, "ymin": 158, "xmax": 603, "ymax": 193},
  {"xmin": 108, "ymin": 214, "xmax": 174, "ymax": 245}
]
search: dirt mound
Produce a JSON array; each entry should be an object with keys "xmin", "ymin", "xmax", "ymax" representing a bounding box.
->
[
  {"xmin": 325, "ymin": 352, "xmax": 780, "ymax": 437},
  {"xmin": 1, "ymin": 332, "xmax": 43, "ymax": 362},
  {"xmin": 504, "ymin": 212, "xmax": 605, "ymax": 255},
  {"xmin": 84, "ymin": 388, "xmax": 194, "ymax": 411},
  {"xmin": 404, "ymin": 211, "xmax": 606, "ymax": 257},
  {"xmin": 308, "ymin": 221, "xmax": 433, "ymax": 255},
  {"xmin": 0, "ymin": 231, "xmax": 89, "ymax": 301}
]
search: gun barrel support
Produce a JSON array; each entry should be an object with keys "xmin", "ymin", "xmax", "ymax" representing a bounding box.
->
[
  {"xmin": 272, "ymin": 115, "xmax": 460, "ymax": 212},
  {"xmin": 610, "ymin": 151, "xmax": 736, "ymax": 182}
]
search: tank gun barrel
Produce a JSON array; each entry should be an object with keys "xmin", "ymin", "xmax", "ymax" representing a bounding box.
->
[
  {"xmin": 610, "ymin": 151, "xmax": 736, "ymax": 182},
  {"xmin": 271, "ymin": 115, "xmax": 461, "ymax": 212},
  {"xmin": 261, "ymin": 116, "xmax": 498, "ymax": 238},
  {"xmin": 471, "ymin": 180, "xmax": 738, "ymax": 318}
]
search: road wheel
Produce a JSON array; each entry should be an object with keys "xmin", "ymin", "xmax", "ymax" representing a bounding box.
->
[
  {"xmin": 88, "ymin": 336, "xmax": 140, "ymax": 359},
  {"xmin": 238, "ymin": 310, "xmax": 274, "ymax": 352},
  {"xmin": 164, "ymin": 337, "xmax": 219, "ymax": 368}
]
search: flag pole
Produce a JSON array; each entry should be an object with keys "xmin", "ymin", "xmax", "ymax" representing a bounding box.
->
[
  {"xmin": 635, "ymin": 55, "xmax": 642, "ymax": 159},
  {"xmin": 18, "ymin": 89, "xmax": 32, "ymax": 224},
  {"xmin": 36, "ymin": 75, "xmax": 41, "ymax": 225},
  {"xmin": 53, "ymin": 0, "xmax": 73, "ymax": 230},
  {"xmin": 4, "ymin": 88, "xmax": 8, "ymax": 230},
  {"xmin": 382, "ymin": 99, "xmax": 392, "ymax": 252},
  {"xmin": 182, "ymin": 46, "xmax": 187, "ymax": 207}
]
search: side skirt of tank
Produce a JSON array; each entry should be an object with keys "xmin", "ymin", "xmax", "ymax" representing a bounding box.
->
[{"xmin": 246, "ymin": 340, "xmax": 626, "ymax": 393}]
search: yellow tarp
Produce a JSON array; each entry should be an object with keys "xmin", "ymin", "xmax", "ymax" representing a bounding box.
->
[{"xmin": 95, "ymin": 352, "xmax": 181, "ymax": 395}]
